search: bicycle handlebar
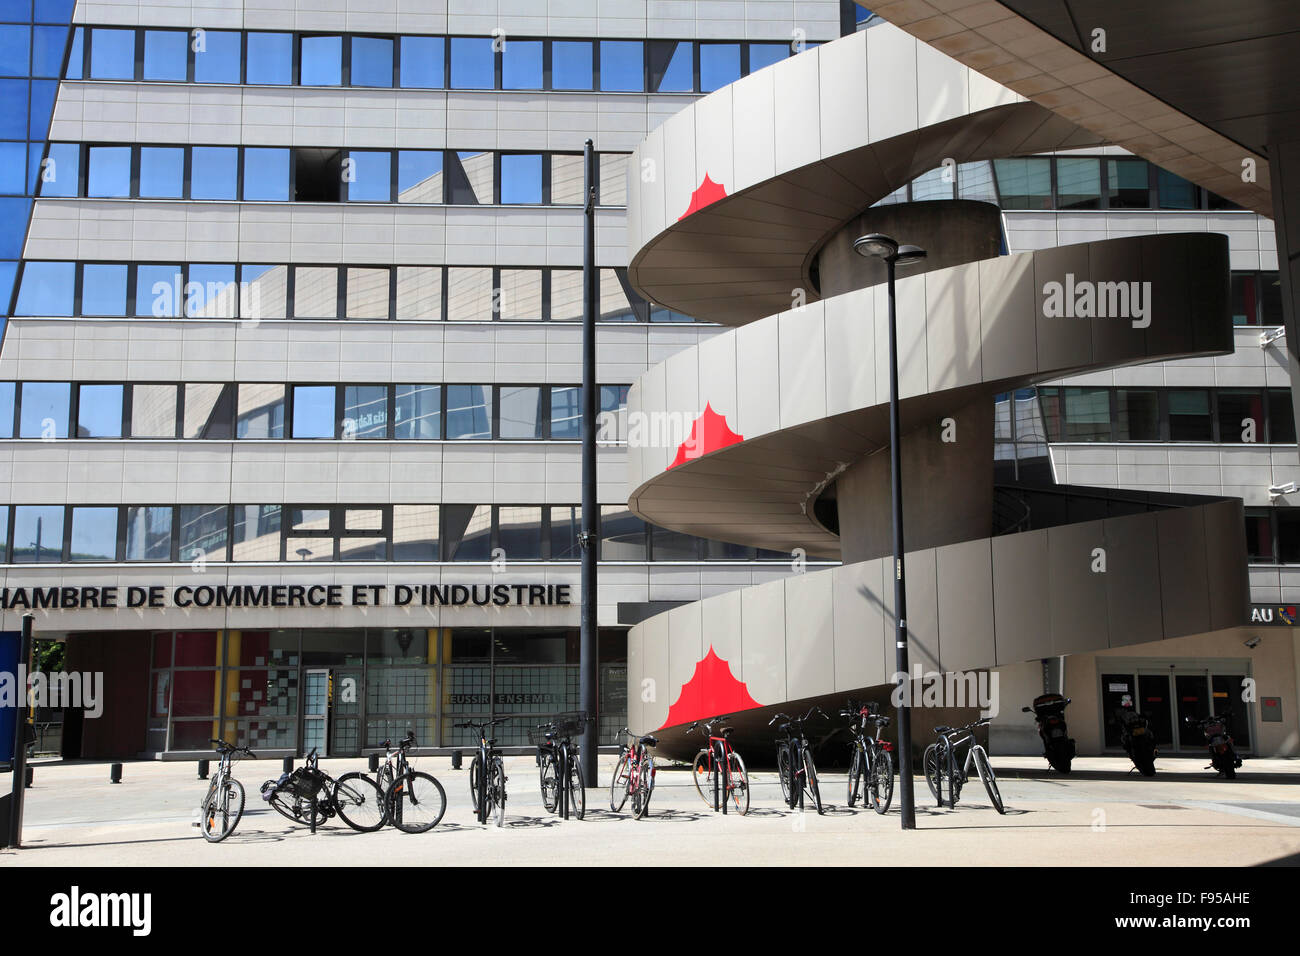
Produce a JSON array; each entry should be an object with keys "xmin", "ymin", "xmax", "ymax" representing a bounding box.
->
[{"xmin": 210, "ymin": 738, "xmax": 255, "ymax": 757}]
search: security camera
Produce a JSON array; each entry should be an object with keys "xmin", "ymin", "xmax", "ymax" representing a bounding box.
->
[
  {"xmin": 1269, "ymin": 481, "xmax": 1297, "ymax": 501},
  {"xmin": 1260, "ymin": 326, "xmax": 1286, "ymax": 348},
  {"xmin": 1244, "ymin": 636, "xmax": 1262, "ymax": 649}
]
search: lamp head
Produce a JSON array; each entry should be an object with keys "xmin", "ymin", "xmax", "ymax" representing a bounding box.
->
[
  {"xmin": 853, "ymin": 233, "xmax": 898, "ymax": 260},
  {"xmin": 896, "ymin": 244, "xmax": 927, "ymax": 266}
]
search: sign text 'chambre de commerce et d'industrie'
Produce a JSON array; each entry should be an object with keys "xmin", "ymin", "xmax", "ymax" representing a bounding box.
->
[{"xmin": 0, "ymin": 582, "xmax": 572, "ymax": 611}]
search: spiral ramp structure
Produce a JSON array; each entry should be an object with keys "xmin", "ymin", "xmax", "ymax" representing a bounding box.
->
[{"xmin": 621, "ymin": 22, "xmax": 1249, "ymax": 761}]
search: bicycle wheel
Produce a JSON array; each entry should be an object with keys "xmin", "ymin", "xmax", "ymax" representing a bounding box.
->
[
  {"xmin": 776, "ymin": 743, "xmax": 794, "ymax": 808},
  {"xmin": 869, "ymin": 746, "xmax": 894, "ymax": 815},
  {"xmin": 847, "ymin": 745, "xmax": 863, "ymax": 808},
  {"xmin": 923, "ymin": 743, "xmax": 944, "ymax": 806},
  {"xmin": 691, "ymin": 750, "xmax": 712, "ymax": 807},
  {"xmin": 540, "ymin": 754, "xmax": 559, "ymax": 813},
  {"xmin": 803, "ymin": 747, "xmax": 823, "ymax": 815},
  {"xmin": 610, "ymin": 749, "xmax": 632, "ymax": 812},
  {"xmin": 727, "ymin": 751, "xmax": 750, "ymax": 815},
  {"xmin": 568, "ymin": 759, "xmax": 586, "ymax": 820},
  {"xmin": 632, "ymin": 756, "xmax": 653, "ymax": 820},
  {"xmin": 469, "ymin": 753, "xmax": 483, "ymax": 816},
  {"xmin": 267, "ymin": 787, "xmax": 307, "ymax": 823},
  {"xmin": 332, "ymin": 772, "xmax": 386, "ymax": 832},
  {"xmin": 972, "ymin": 746, "xmax": 1005, "ymax": 814},
  {"xmin": 201, "ymin": 778, "xmax": 244, "ymax": 843},
  {"xmin": 387, "ymin": 771, "xmax": 447, "ymax": 833},
  {"xmin": 489, "ymin": 757, "xmax": 507, "ymax": 827}
]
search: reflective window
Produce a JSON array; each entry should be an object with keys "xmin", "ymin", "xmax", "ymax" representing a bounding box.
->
[
  {"xmin": 500, "ymin": 153, "xmax": 542, "ymax": 204},
  {"xmin": 552, "ymin": 40, "xmax": 592, "ymax": 90},
  {"xmin": 293, "ymin": 266, "xmax": 338, "ymax": 318},
  {"xmin": 699, "ymin": 43, "xmax": 740, "ymax": 92},
  {"xmin": 86, "ymin": 145, "xmax": 131, "ymax": 197},
  {"xmin": 1262, "ymin": 272, "xmax": 1284, "ymax": 326},
  {"xmin": 446, "ymin": 266, "xmax": 492, "ymax": 320},
  {"xmin": 143, "ymin": 29, "xmax": 187, "ymax": 81},
  {"xmin": 393, "ymin": 504, "xmax": 438, "ymax": 560},
  {"xmin": 243, "ymin": 147, "xmax": 290, "ymax": 201},
  {"xmin": 340, "ymin": 507, "xmax": 386, "ymax": 560},
  {"xmin": 70, "ymin": 506, "xmax": 118, "ymax": 562},
  {"xmin": 442, "ymin": 504, "xmax": 491, "ymax": 560},
  {"xmin": 350, "ymin": 35, "xmax": 393, "ymax": 86},
  {"xmin": 139, "ymin": 146, "xmax": 184, "ymax": 197},
  {"xmin": 13, "ymin": 505, "xmax": 64, "ymax": 562},
  {"xmin": 651, "ymin": 524, "xmax": 701, "ymax": 560},
  {"xmin": 599, "ymin": 268, "xmax": 640, "ymax": 322},
  {"xmin": 62, "ymin": 25, "xmax": 82, "ymax": 79},
  {"xmin": 19, "ymin": 381, "xmax": 68, "ymax": 437},
  {"xmin": 450, "ymin": 37, "xmax": 494, "ymax": 89},
  {"xmin": 345, "ymin": 150, "xmax": 391, "ymax": 202},
  {"xmin": 501, "ymin": 39, "xmax": 542, "ymax": 89},
  {"xmin": 1269, "ymin": 389, "xmax": 1296, "ymax": 443},
  {"xmin": 136, "ymin": 264, "xmax": 183, "ymax": 317},
  {"xmin": 447, "ymin": 150, "xmax": 493, "ymax": 204},
  {"xmin": 397, "ymin": 149, "xmax": 442, "ymax": 202},
  {"xmin": 550, "ymin": 269, "xmax": 582, "ymax": 321},
  {"xmin": 1231, "ymin": 273, "xmax": 1258, "ymax": 326},
  {"xmin": 346, "ymin": 267, "xmax": 389, "ymax": 319},
  {"xmin": 993, "ymin": 158, "xmax": 1051, "ymax": 209},
  {"xmin": 301, "ymin": 34, "xmax": 342, "ymax": 86},
  {"xmin": 399, "ymin": 35, "xmax": 443, "ymax": 88},
  {"xmin": 1062, "ymin": 387, "xmax": 1111, "ymax": 441},
  {"xmin": 36, "ymin": 141, "xmax": 79, "ymax": 197},
  {"xmin": 0, "ymin": 80, "xmax": 23, "ymax": 140},
  {"xmin": 598, "ymin": 153, "xmax": 627, "ymax": 205},
  {"xmin": 648, "ymin": 40, "xmax": 690, "ymax": 92},
  {"xmin": 1057, "ymin": 157, "xmax": 1101, "ymax": 209},
  {"xmin": 599, "ymin": 506, "xmax": 646, "ymax": 560},
  {"xmin": 957, "ymin": 160, "xmax": 997, "ymax": 204},
  {"xmin": 126, "ymin": 506, "xmax": 173, "ymax": 561},
  {"xmin": 344, "ymin": 384, "xmax": 387, "ymax": 439},
  {"xmin": 394, "ymin": 384, "xmax": 440, "ymax": 438},
  {"xmin": 600, "ymin": 40, "xmax": 643, "ymax": 91},
  {"xmin": 180, "ymin": 504, "xmax": 229, "ymax": 561},
  {"xmin": 1217, "ymin": 389, "xmax": 1264, "ymax": 444},
  {"xmin": 240, "ymin": 264, "xmax": 288, "ymax": 319},
  {"xmin": 15, "ymin": 260, "xmax": 74, "ymax": 315},
  {"xmin": 1115, "ymin": 389, "xmax": 1159, "ymax": 441},
  {"xmin": 498, "ymin": 268, "xmax": 542, "ymax": 321},
  {"xmin": 292, "ymin": 385, "xmax": 336, "ymax": 438},
  {"xmin": 246, "ymin": 32, "xmax": 293, "ymax": 85},
  {"xmin": 190, "ymin": 146, "xmax": 238, "ymax": 199},
  {"xmin": 497, "ymin": 506, "xmax": 542, "ymax": 559},
  {"xmin": 445, "ymin": 384, "xmax": 492, "ymax": 440},
  {"xmin": 911, "ymin": 167, "xmax": 953, "ymax": 202},
  {"xmin": 1157, "ymin": 167, "xmax": 1198, "ymax": 209},
  {"xmin": 498, "ymin": 385, "xmax": 543, "ymax": 438},
  {"xmin": 186, "ymin": 263, "xmax": 238, "ymax": 318},
  {"xmin": 749, "ymin": 42, "xmax": 787, "ymax": 72},
  {"xmin": 395, "ymin": 265, "xmax": 442, "ymax": 320},
  {"xmin": 232, "ymin": 504, "xmax": 281, "ymax": 561},
  {"xmin": 193, "ymin": 29, "xmax": 241, "ymax": 83},
  {"xmin": 287, "ymin": 508, "xmax": 331, "ymax": 564},
  {"xmin": 236, "ymin": 383, "xmax": 286, "ymax": 439},
  {"xmin": 130, "ymin": 384, "xmax": 177, "ymax": 438},
  {"xmin": 0, "ymin": 25, "xmax": 28, "ymax": 76},
  {"xmin": 551, "ymin": 386, "xmax": 580, "ymax": 439},
  {"xmin": 183, "ymin": 383, "xmax": 234, "ymax": 439},
  {"xmin": 76, "ymin": 383, "xmax": 123, "ymax": 438},
  {"xmin": 550, "ymin": 153, "xmax": 584, "ymax": 205},
  {"xmin": 1107, "ymin": 158, "xmax": 1149, "ymax": 208},
  {"xmin": 89, "ymin": 27, "xmax": 135, "ymax": 80},
  {"xmin": 0, "ymin": 381, "xmax": 13, "ymax": 438},
  {"xmin": 549, "ymin": 505, "xmax": 580, "ymax": 559},
  {"xmin": 600, "ymin": 384, "xmax": 629, "ymax": 441},
  {"xmin": 1168, "ymin": 389, "xmax": 1212, "ymax": 441},
  {"xmin": 80, "ymin": 263, "xmax": 127, "ymax": 315}
]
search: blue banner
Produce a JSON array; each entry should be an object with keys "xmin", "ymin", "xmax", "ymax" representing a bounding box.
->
[{"xmin": 0, "ymin": 630, "xmax": 19, "ymax": 763}]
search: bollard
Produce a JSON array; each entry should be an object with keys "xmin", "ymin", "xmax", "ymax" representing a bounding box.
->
[
  {"xmin": 451, "ymin": 750, "xmax": 462, "ymax": 770},
  {"xmin": 110, "ymin": 763, "xmax": 122, "ymax": 784},
  {"xmin": 282, "ymin": 757, "xmax": 293, "ymax": 773},
  {"xmin": 368, "ymin": 753, "xmax": 379, "ymax": 773},
  {"xmin": 24, "ymin": 767, "xmax": 33, "ymax": 788},
  {"xmin": 197, "ymin": 759, "xmax": 210, "ymax": 780}
]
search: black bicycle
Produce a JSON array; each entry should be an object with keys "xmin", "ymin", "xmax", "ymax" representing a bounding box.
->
[
  {"xmin": 531, "ymin": 712, "xmax": 592, "ymax": 820},
  {"xmin": 379, "ymin": 731, "xmax": 448, "ymax": 833},
  {"xmin": 260, "ymin": 748, "xmax": 387, "ymax": 833},
  {"xmin": 770, "ymin": 707, "xmax": 826, "ymax": 814},
  {"xmin": 842, "ymin": 700, "xmax": 893, "ymax": 814},
  {"xmin": 457, "ymin": 717, "xmax": 510, "ymax": 826},
  {"xmin": 924, "ymin": 718, "xmax": 1005, "ymax": 814},
  {"xmin": 196, "ymin": 738, "xmax": 254, "ymax": 843}
]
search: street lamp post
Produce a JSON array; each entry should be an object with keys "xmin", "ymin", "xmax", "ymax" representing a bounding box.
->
[{"xmin": 853, "ymin": 233, "xmax": 926, "ymax": 831}]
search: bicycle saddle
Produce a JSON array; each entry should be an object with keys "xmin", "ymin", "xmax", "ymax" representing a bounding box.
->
[
  {"xmin": 934, "ymin": 726, "xmax": 954, "ymax": 735},
  {"xmin": 639, "ymin": 735, "xmax": 658, "ymax": 746}
]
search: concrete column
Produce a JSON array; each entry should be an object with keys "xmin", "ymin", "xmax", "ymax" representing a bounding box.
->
[{"xmin": 1267, "ymin": 140, "xmax": 1300, "ymax": 445}]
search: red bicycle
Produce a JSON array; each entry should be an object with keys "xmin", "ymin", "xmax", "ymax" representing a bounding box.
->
[
  {"xmin": 688, "ymin": 715, "xmax": 750, "ymax": 815},
  {"xmin": 609, "ymin": 727, "xmax": 657, "ymax": 819}
]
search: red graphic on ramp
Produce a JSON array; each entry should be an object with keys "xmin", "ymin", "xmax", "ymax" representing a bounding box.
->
[
  {"xmin": 668, "ymin": 403, "xmax": 743, "ymax": 469},
  {"xmin": 677, "ymin": 173, "xmax": 728, "ymax": 220},
  {"xmin": 659, "ymin": 646, "xmax": 761, "ymax": 730}
]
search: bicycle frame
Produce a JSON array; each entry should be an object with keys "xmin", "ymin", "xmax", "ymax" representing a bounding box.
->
[{"xmin": 694, "ymin": 719, "xmax": 738, "ymax": 814}]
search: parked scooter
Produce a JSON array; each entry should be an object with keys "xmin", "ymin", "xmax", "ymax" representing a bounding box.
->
[
  {"xmin": 1185, "ymin": 713, "xmax": 1242, "ymax": 779},
  {"xmin": 1116, "ymin": 701, "xmax": 1157, "ymax": 776},
  {"xmin": 1023, "ymin": 693, "xmax": 1075, "ymax": 773}
]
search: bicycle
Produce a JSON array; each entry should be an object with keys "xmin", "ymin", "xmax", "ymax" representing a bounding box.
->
[
  {"xmin": 457, "ymin": 717, "xmax": 510, "ymax": 827},
  {"xmin": 688, "ymin": 715, "xmax": 750, "ymax": 815},
  {"xmin": 770, "ymin": 707, "xmax": 826, "ymax": 814},
  {"xmin": 923, "ymin": 717, "xmax": 1005, "ymax": 814},
  {"xmin": 609, "ymin": 727, "xmax": 658, "ymax": 819},
  {"xmin": 842, "ymin": 700, "xmax": 894, "ymax": 814},
  {"xmin": 260, "ymin": 748, "xmax": 387, "ymax": 833},
  {"xmin": 531, "ymin": 712, "xmax": 593, "ymax": 820},
  {"xmin": 196, "ymin": 738, "xmax": 255, "ymax": 843},
  {"xmin": 378, "ymin": 731, "xmax": 448, "ymax": 833}
]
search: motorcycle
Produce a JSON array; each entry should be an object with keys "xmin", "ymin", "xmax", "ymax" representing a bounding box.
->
[
  {"xmin": 1185, "ymin": 713, "xmax": 1242, "ymax": 779},
  {"xmin": 1023, "ymin": 693, "xmax": 1075, "ymax": 773},
  {"xmin": 1116, "ymin": 702, "xmax": 1157, "ymax": 776}
]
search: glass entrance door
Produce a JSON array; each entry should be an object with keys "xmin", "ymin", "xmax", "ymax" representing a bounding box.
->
[
  {"xmin": 303, "ymin": 667, "xmax": 330, "ymax": 756},
  {"xmin": 1174, "ymin": 674, "xmax": 1211, "ymax": 750},
  {"xmin": 1137, "ymin": 674, "xmax": 1174, "ymax": 748}
]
